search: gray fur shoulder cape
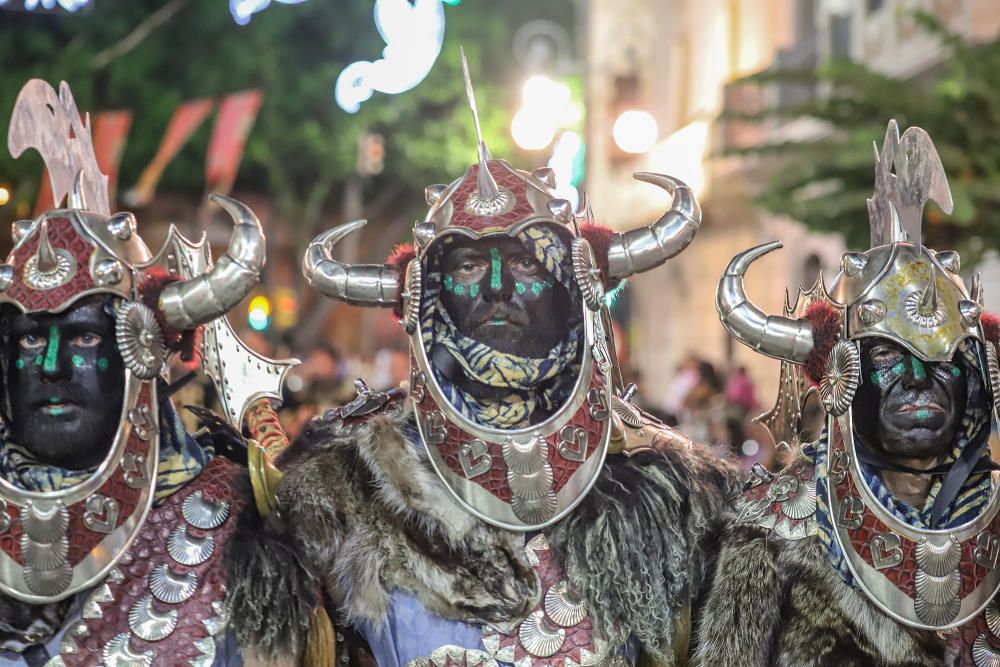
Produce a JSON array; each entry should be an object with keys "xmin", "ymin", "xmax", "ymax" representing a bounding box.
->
[
  {"xmin": 226, "ymin": 398, "xmax": 739, "ymax": 662},
  {"xmin": 692, "ymin": 461, "xmax": 950, "ymax": 667}
]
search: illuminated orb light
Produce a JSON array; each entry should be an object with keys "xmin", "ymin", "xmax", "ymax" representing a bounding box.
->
[
  {"xmin": 546, "ymin": 131, "xmax": 582, "ymax": 209},
  {"xmin": 248, "ymin": 295, "xmax": 271, "ymax": 331},
  {"xmin": 230, "ymin": 0, "xmax": 308, "ymax": 26},
  {"xmin": 612, "ymin": 110, "xmax": 658, "ymax": 154},
  {"xmin": 511, "ymin": 108, "xmax": 557, "ymax": 151},
  {"xmin": 0, "ymin": 188, "xmax": 9, "ymax": 206}
]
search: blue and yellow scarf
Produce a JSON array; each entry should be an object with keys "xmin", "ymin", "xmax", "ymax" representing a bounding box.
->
[{"xmin": 420, "ymin": 225, "xmax": 582, "ymax": 429}]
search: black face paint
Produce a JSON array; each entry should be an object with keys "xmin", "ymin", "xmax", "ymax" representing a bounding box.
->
[
  {"xmin": 4, "ymin": 298, "xmax": 125, "ymax": 470},
  {"xmin": 853, "ymin": 337, "xmax": 966, "ymax": 461},
  {"xmin": 439, "ymin": 236, "xmax": 573, "ymax": 357}
]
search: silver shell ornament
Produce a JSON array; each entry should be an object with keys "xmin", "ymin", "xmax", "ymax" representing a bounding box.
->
[
  {"xmin": 116, "ymin": 301, "xmax": 166, "ymax": 380},
  {"xmin": 572, "ymin": 238, "xmax": 604, "ymax": 311},
  {"xmin": 820, "ymin": 340, "xmax": 861, "ymax": 417}
]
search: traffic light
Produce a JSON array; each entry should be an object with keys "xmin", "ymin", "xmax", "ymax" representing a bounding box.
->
[{"xmin": 357, "ymin": 132, "xmax": 385, "ymax": 176}]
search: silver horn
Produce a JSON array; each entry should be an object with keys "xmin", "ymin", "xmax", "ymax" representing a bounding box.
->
[
  {"xmin": 716, "ymin": 241, "xmax": 815, "ymax": 363},
  {"xmin": 302, "ymin": 220, "xmax": 399, "ymax": 307},
  {"xmin": 606, "ymin": 172, "xmax": 702, "ymax": 279},
  {"xmin": 159, "ymin": 194, "xmax": 265, "ymax": 329}
]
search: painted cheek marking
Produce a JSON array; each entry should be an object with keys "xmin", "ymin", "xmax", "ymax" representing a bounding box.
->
[
  {"xmin": 951, "ymin": 366, "xmax": 962, "ymax": 377},
  {"xmin": 15, "ymin": 359, "xmax": 24, "ymax": 370},
  {"xmin": 515, "ymin": 282, "xmax": 527, "ymax": 295},
  {"xmin": 916, "ymin": 409, "xmax": 931, "ymax": 421},
  {"xmin": 71, "ymin": 355, "xmax": 84, "ymax": 368},
  {"xmin": 443, "ymin": 275, "xmax": 454, "ymax": 291},
  {"xmin": 469, "ymin": 284, "xmax": 480, "ymax": 298},
  {"xmin": 34, "ymin": 355, "xmax": 42, "ymax": 367},
  {"xmin": 98, "ymin": 358, "xmax": 110, "ymax": 372},
  {"xmin": 490, "ymin": 247, "xmax": 502, "ymax": 290},
  {"xmin": 531, "ymin": 282, "xmax": 543, "ymax": 296},
  {"xmin": 453, "ymin": 284, "xmax": 465, "ymax": 296},
  {"xmin": 42, "ymin": 326, "xmax": 60, "ymax": 373}
]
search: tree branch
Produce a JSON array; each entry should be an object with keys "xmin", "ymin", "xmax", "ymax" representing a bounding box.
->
[{"xmin": 93, "ymin": 0, "xmax": 191, "ymax": 69}]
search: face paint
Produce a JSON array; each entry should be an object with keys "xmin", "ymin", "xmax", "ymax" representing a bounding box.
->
[
  {"xmin": 439, "ymin": 236, "xmax": 575, "ymax": 357},
  {"xmin": 490, "ymin": 246, "xmax": 502, "ymax": 291},
  {"xmin": 4, "ymin": 298, "xmax": 126, "ymax": 470},
  {"xmin": 854, "ymin": 338, "xmax": 967, "ymax": 461}
]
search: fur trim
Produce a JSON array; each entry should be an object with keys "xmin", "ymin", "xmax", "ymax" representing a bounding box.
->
[
  {"xmin": 386, "ymin": 244, "xmax": 416, "ymax": 319},
  {"xmin": 693, "ymin": 478, "xmax": 947, "ymax": 665},
  {"xmin": 579, "ymin": 223, "xmax": 618, "ymax": 288},
  {"xmin": 224, "ymin": 474, "xmax": 316, "ymax": 661},
  {"xmin": 547, "ymin": 442, "xmax": 740, "ymax": 661},
  {"xmin": 983, "ymin": 312, "xmax": 1000, "ymax": 349},
  {"xmin": 803, "ymin": 301, "xmax": 842, "ymax": 385},
  {"xmin": 138, "ymin": 268, "xmax": 201, "ymax": 368},
  {"xmin": 228, "ymin": 401, "xmax": 538, "ymax": 656}
]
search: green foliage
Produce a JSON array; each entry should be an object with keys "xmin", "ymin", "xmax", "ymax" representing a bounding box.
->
[
  {"xmin": 0, "ymin": 0, "xmax": 575, "ymax": 252},
  {"xmin": 723, "ymin": 11, "xmax": 1000, "ymax": 263}
]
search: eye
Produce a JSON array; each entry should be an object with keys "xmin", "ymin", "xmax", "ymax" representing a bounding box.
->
[
  {"xmin": 18, "ymin": 334, "xmax": 46, "ymax": 351},
  {"xmin": 71, "ymin": 333, "xmax": 101, "ymax": 348},
  {"xmin": 870, "ymin": 345, "xmax": 903, "ymax": 365},
  {"xmin": 513, "ymin": 257, "xmax": 542, "ymax": 274}
]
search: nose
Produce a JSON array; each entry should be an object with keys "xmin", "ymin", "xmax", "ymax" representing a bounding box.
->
[
  {"xmin": 483, "ymin": 247, "xmax": 513, "ymax": 302},
  {"xmin": 900, "ymin": 354, "xmax": 932, "ymax": 390},
  {"xmin": 38, "ymin": 326, "xmax": 69, "ymax": 381}
]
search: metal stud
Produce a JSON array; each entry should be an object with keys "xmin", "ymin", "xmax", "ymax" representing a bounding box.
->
[
  {"xmin": 102, "ymin": 632, "xmax": 153, "ymax": 667},
  {"xmin": 858, "ymin": 299, "xmax": 887, "ymax": 326},
  {"xmin": 424, "ymin": 184, "xmax": 447, "ymax": 207},
  {"xmin": 167, "ymin": 525, "xmax": 215, "ymax": 566},
  {"xmin": 413, "ymin": 222, "xmax": 436, "ymax": 249},
  {"xmin": 532, "ymin": 167, "xmax": 557, "ymax": 188},
  {"xmin": 937, "ymin": 250, "xmax": 961, "ymax": 274},
  {"xmin": 11, "ymin": 220, "xmax": 32, "ymax": 245},
  {"xmin": 547, "ymin": 199, "xmax": 573, "ymax": 223},
  {"xmin": 94, "ymin": 258, "xmax": 124, "ymax": 286},
  {"xmin": 842, "ymin": 252, "xmax": 869, "ymax": 277},
  {"xmin": 107, "ymin": 212, "xmax": 137, "ymax": 240},
  {"xmin": 149, "ymin": 563, "xmax": 198, "ymax": 604},
  {"xmin": 960, "ymin": 299, "xmax": 984, "ymax": 327}
]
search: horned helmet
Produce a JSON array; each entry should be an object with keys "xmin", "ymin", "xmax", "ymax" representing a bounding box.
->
[
  {"xmin": 303, "ymin": 56, "xmax": 701, "ymax": 530},
  {"xmin": 717, "ymin": 120, "xmax": 1000, "ymax": 631},
  {"xmin": 0, "ymin": 80, "xmax": 265, "ymax": 603}
]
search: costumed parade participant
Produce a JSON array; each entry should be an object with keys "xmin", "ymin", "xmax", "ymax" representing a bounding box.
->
[
  {"xmin": 697, "ymin": 120, "xmax": 1000, "ymax": 666},
  {"xmin": 226, "ymin": 56, "xmax": 739, "ymax": 667},
  {"xmin": 0, "ymin": 79, "xmax": 292, "ymax": 667}
]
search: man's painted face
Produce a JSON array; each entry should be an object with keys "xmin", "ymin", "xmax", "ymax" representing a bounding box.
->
[
  {"xmin": 853, "ymin": 337, "xmax": 967, "ymax": 460},
  {"xmin": 439, "ymin": 236, "xmax": 573, "ymax": 357},
  {"xmin": 4, "ymin": 298, "xmax": 125, "ymax": 470}
]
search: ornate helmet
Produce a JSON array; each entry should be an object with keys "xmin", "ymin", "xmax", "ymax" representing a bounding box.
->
[
  {"xmin": 717, "ymin": 120, "xmax": 1000, "ymax": 631},
  {"xmin": 303, "ymin": 57, "xmax": 701, "ymax": 530},
  {"xmin": 0, "ymin": 80, "xmax": 265, "ymax": 603}
]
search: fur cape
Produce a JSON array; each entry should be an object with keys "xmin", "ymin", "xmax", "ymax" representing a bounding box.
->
[
  {"xmin": 693, "ymin": 489, "xmax": 950, "ymax": 666},
  {"xmin": 226, "ymin": 398, "xmax": 740, "ymax": 663}
]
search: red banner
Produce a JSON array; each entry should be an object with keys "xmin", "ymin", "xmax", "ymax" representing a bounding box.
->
[
  {"xmin": 124, "ymin": 98, "xmax": 215, "ymax": 207},
  {"xmin": 92, "ymin": 111, "xmax": 133, "ymax": 205},
  {"xmin": 204, "ymin": 89, "xmax": 263, "ymax": 197}
]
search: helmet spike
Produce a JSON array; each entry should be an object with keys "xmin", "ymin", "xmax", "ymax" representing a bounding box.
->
[
  {"xmin": 918, "ymin": 260, "xmax": 939, "ymax": 318},
  {"xmin": 461, "ymin": 46, "xmax": 501, "ymax": 203},
  {"xmin": 35, "ymin": 220, "xmax": 59, "ymax": 273}
]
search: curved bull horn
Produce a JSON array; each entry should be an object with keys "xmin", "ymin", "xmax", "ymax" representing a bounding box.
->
[
  {"xmin": 159, "ymin": 194, "xmax": 265, "ymax": 329},
  {"xmin": 716, "ymin": 241, "xmax": 814, "ymax": 363},
  {"xmin": 606, "ymin": 173, "xmax": 701, "ymax": 279},
  {"xmin": 302, "ymin": 220, "xmax": 399, "ymax": 307}
]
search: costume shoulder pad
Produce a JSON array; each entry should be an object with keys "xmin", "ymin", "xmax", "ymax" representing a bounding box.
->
[{"xmin": 733, "ymin": 461, "xmax": 818, "ymax": 541}]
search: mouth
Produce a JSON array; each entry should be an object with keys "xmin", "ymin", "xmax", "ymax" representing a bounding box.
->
[
  {"xmin": 38, "ymin": 398, "xmax": 77, "ymax": 416},
  {"xmin": 897, "ymin": 403, "xmax": 944, "ymax": 414}
]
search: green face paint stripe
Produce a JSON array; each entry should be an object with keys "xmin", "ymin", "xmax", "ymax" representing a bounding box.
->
[
  {"xmin": 490, "ymin": 247, "xmax": 502, "ymax": 290},
  {"xmin": 515, "ymin": 282, "xmax": 527, "ymax": 295},
  {"xmin": 48, "ymin": 407, "xmax": 65, "ymax": 416},
  {"xmin": 15, "ymin": 359, "xmax": 24, "ymax": 370},
  {"xmin": 531, "ymin": 282, "xmax": 543, "ymax": 296},
  {"xmin": 911, "ymin": 357, "xmax": 926, "ymax": 381},
  {"xmin": 469, "ymin": 284, "xmax": 479, "ymax": 297},
  {"xmin": 98, "ymin": 357, "xmax": 110, "ymax": 372},
  {"xmin": 71, "ymin": 354, "xmax": 84, "ymax": 368},
  {"xmin": 42, "ymin": 326, "xmax": 60, "ymax": 373}
]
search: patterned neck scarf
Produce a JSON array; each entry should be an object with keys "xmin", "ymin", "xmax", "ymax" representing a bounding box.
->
[
  {"xmin": 421, "ymin": 225, "xmax": 582, "ymax": 429},
  {"xmin": 807, "ymin": 339, "xmax": 995, "ymax": 586},
  {"xmin": 0, "ymin": 394, "xmax": 207, "ymax": 503}
]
